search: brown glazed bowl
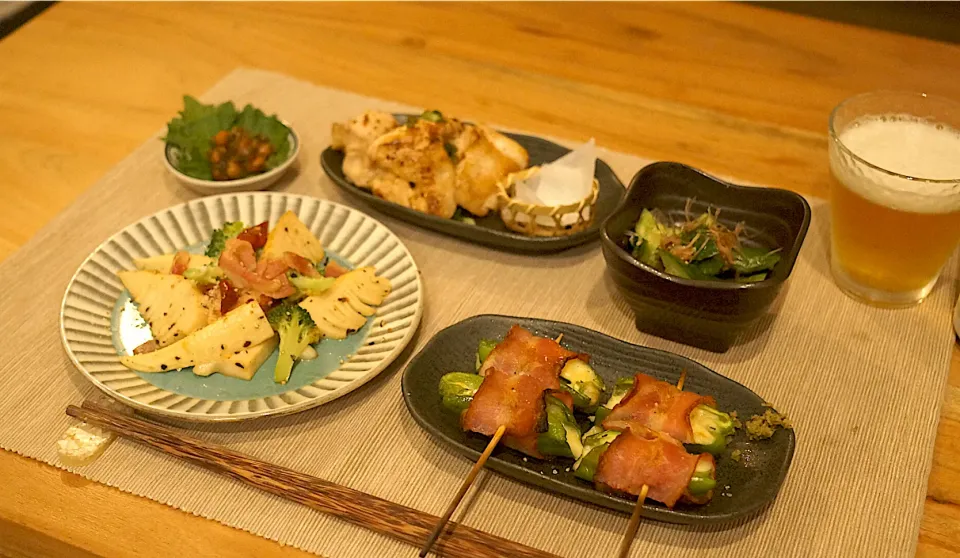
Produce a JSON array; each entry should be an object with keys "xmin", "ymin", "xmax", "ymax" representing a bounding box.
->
[{"xmin": 600, "ymin": 162, "xmax": 811, "ymax": 352}]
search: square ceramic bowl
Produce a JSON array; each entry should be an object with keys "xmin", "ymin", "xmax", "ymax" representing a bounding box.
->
[
  {"xmin": 600, "ymin": 162, "xmax": 811, "ymax": 352},
  {"xmin": 163, "ymin": 125, "xmax": 300, "ymax": 196}
]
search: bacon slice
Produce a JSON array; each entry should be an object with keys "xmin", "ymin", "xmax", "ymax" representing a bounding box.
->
[
  {"xmin": 461, "ymin": 367, "xmax": 551, "ymax": 457},
  {"xmin": 595, "ymin": 424, "xmax": 700, "ymax": 508},
  {"xmin": 256, "ymin": 257, "xmax": 291, "ymax": 280},
  {"xmin": 479, "ymin": 325, "xmax": 579, "ymax": 378},
  {"xmin": 169, "ymin": 251, "xmax": 191, "ymax": 275},
  {"xmin": 324, "ymin": 260, "xmax": 349, "ymax": 278},
  {"xmin": 602, "ymin": 373, "xmax": 716, "ymax": 444},
  {"xmin": 284, "ymin": 251, "xmax": 321, "ymax": 278},
  {"xmin": 219, "ymin": 238, "xmax": 296, "ymax": 299},
  {"xmin": 461, "ymin": 326, "xmax": 580, "ymax": 459}
]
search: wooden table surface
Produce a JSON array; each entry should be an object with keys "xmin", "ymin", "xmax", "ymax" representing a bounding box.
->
[{"xmin": 1, "ymin": 3, "xmax": 959, "ymax": 556}]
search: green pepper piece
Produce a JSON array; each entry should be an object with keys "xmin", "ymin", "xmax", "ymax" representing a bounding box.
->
[
  {"xmin": 438, "ymin": 372, "xmax": 483, "ymax": 414},
  {"xmin": 419, "ymin": 110, "xmax": 445, "ymax": 123},
  {"xmin": 680, "ymin": 225, "xmax": 719, "ymax": 262},
  {"xmin": 692, "ymin": 237, "xmax": 719, "ymax": 262},
  {"xmin": 573, "ymin": 444, "xmax": 609, "ymax": 482},
  {"xmin": 594, "ymin": 376, "xmax": 635, "ymax": 423},
  {"xmin": 739, "ymin": 272, "xmax": 767, "ymax": 283},
  {"xmin": 688, "ymin": 473, "xmax": 717, "ymax": 495},
  {"xmin": 452, "ymin": 208, "xmax": 476, "ymax": 225},
  {"xmin": 687, "ymin": 405, "xmax": 735, "ymax": 455},
  {"xmin": 474, "ymin": 339, "xmax": 498, "ymax": 371},
  {"xmin": 441, "ymin": 395, "xmax": 473, "ymax": 414},
  {"xmin": 732, "ymin": 246, "xmax": 781, "ymax": 275},
  {"xmin": 659, "ymin": 251, "xmax": 706, "ymax": 280},
  {"xmin": 632, "ymin": 210, "xmax": 662, "ymax": 268},
  {"xmin": 687, "ymin": 457, "xmax": 717, "ymax": 496},
  {"xmin": 594, "ymin": 407, "xmax": 612, "ymax": 424},
  {"xmin": 536, "ymin": 394, "xmax": 584, "ymax": 459},
  {"xmin": 560, "ymin": 359, "xmax": 605, "ymax": 413},
  {"xmin": 695, "ymin": 254, "xmax": 725, "ymax": 277},
  {"xmin": 629, "ymin": 237, "xmax": 645, "ymax": 262},
  {"xmin": 573, "ymin": 430, "xmax": 621, "ymax": 481}
]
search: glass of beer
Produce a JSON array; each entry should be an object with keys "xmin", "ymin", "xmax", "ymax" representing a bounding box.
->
[{"xmin": 829, "ymin": 91, "xmax": 960, "ymax": 307}]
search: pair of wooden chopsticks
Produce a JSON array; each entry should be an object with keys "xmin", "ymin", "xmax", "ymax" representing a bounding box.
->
[{"xmin": 65, "ymin": 401, "xmax": 559, "ymax": 558}]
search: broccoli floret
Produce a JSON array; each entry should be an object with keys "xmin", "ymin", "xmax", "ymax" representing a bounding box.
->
[
  {"xmin": 289, "ymin": 274, "xmax": 336, "ymax": 296},
  {"xmin": 314, "ymin": 257, "xmax": 329, "ymax": 276},
  {"xmin": 204, "ymin": 221, "xmax": 245, "ymax": 258},
  {"xmin": 266, "ymin": 301, "xmax": 321, "ymax": 384},
  {"xmin": 182, "ymin": 265, "xmax": 224, "ymax": 286}
]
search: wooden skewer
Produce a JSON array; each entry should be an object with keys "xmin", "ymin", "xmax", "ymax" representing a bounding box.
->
[
  {"xmin": 616, "ymin": 372, "xmax": 688, "ymax": 557},
  {"xmin": 419, "ymin": 424, "xmax": 507, "ymax": 557},
  {"xmin": 66, "ymin": 403, "xmax": 557, "ymax": 558},
  {"xmin": 554, "ymin": 333, "xmax": 564, "ymax": 343},
  {"xmin": 616, "ymin": 484, "xmax": 649, "ymax": 558}
]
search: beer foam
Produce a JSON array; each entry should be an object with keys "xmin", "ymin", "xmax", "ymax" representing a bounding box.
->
[{"xmin": 832, "ymin": 115, "xmax": 960, "ymax": 213}]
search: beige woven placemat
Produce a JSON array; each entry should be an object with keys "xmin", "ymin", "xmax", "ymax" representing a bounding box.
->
[{"xmin": 0, "ymin": 68, "xmax": 953, "ymax": 558}]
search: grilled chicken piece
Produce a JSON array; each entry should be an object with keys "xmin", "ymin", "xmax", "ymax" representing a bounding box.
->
[
  {"xmin": 367, "ymin": 121, "xmax": 458, "ymax": 218},
  {"xmin": 332, "ymin": 111, "xmax": 399, "ymax": 189},
  {"xmin": 332, "ymin": 111, "xmax": 530, "ymax": 220},
  {"xmin": 454, "ymin": 125, "xmax": 529, "ymax": 216}
]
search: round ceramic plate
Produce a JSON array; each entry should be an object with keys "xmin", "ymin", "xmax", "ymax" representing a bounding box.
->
[{"xmin": 61, "ymin": 193, "xmax": 423, "ymax": 422}]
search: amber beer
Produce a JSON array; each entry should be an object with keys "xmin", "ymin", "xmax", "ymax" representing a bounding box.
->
[{"xmin": 829, "ymin": 94, "xmax": 960, "ymax": 307}]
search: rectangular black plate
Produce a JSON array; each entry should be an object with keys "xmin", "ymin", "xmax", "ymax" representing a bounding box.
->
[
  {"xmin": 320, "ymin": 116, "xmax": 625, "ymax": 253},
  {"xmin": 401, "ymin": 315, "xmax": 795, "ymax": 526}
]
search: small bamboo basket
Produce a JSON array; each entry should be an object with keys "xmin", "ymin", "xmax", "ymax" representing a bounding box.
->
[{"xmin": 496, "ymin": 166, "xmax": 600, "ymax": 237}]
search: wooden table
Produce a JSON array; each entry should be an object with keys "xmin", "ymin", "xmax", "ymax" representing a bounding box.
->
[{"xmin": 1, "ymin": 3, "xmax": 959, "ymax": 556}]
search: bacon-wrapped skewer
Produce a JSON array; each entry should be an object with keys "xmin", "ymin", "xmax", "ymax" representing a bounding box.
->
[
  {"xmin": 436, "ymin": 331, "xmax": 728, "ymax": 516},
  {"xmin": 596, "ymin": 372, "xmax": 735, "ymax": 454},
  {"xmin": 574, "ymin": 423, "xmax": 716, "ymax": 508},
  {"xmin": 448, "ymin": 325, "xmax": 587, "ymax": 459}
]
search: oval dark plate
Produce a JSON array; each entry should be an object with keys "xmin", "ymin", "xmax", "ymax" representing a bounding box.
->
[
  {"xmin": 401, "ymin": 315, "xmax": 796, "ymax": 525},
  {"xmin": 320, "ymin": 116, "xmax": 625, "ymax": 253}
]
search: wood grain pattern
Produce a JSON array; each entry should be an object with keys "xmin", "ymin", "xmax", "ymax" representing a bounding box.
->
[
  {"xmin": 0, "ymin": 452, "xmax": 306, "ymax": 558},
  {"xmin": 65, "ymin": 402, "xmax": 557, "ymax": 558},
  {"xmin": 1, "ymin": 2, "xmax": 959, "ymax": 557}
]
